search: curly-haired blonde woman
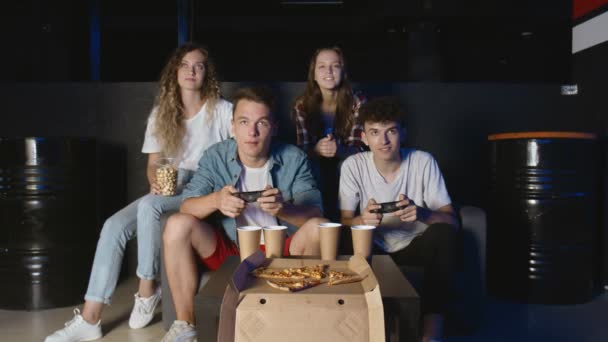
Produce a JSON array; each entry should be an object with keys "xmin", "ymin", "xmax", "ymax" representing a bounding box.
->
[{"xmin": 45, "ymin": 43, "xmax": 233, "ymax": 342}]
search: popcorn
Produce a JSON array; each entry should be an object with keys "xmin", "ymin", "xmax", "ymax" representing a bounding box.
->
[{"xmin": 155, "ymin": 158, "xmax": 177, "ymax": 196}]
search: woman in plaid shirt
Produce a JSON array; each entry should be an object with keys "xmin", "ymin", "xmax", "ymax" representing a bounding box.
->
[{"xmin": 291, "ymin": 46, "xmax": 366, "ymax": 221}]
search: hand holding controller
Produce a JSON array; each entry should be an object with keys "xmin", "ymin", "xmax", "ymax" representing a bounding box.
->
[
  {"xmin": 232, "ymin": 190, "xmax": 264, "ymax": 203},
  {"xmin": 370, "ymin": 201, "xmax": 407, "ymax": 214}
]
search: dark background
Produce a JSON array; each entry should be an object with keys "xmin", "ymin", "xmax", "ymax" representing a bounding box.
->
[
  {"xmin": 2, "ymin": 0, "xmax": 574, "ymax": 82},
  {"xmin": 0, "ymin": 0, "xmax": 593, "ymax": 201},
  {"xmin": 0, "ymin": 0, "xmax": 606, "ymax": 282},
  {"xmin": 0, "ymin": 81, "xmax": 588, "ymax": 207}
]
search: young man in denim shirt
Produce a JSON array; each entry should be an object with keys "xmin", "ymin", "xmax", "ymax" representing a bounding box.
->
[{"xmin": 161, "ymin": 86, "xmax": 326, "ymax": 342}]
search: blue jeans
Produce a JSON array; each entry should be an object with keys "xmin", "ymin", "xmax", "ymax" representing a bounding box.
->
[{"xmin": 84, "ymin": 169, "xmax": 193, "ymax": 304}]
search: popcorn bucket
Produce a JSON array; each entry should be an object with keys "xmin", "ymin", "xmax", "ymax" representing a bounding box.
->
[{"xmin": 154, "ymin": 157, "xmax": 178, "ymax": 196}]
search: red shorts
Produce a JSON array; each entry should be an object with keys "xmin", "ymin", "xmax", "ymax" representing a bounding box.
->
[{"xmin": 201, "ymin": 229, "xmax": 293, "ymax": 271}]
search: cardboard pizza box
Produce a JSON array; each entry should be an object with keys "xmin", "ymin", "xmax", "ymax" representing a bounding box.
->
[{"xmin": 217, "ymin": 251, "xmax": 385, "ymax": 342}]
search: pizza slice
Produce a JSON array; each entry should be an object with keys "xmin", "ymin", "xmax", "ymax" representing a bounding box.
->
[
  {"xmin": 251, "ymin": 267, "xmax": 306, "ymax": 280},
  {"xmin": 296, "ymin": 264, "xmax": 328, "ymax": 280},
  {"xmin": 327, "ymin": 270, "xmax": 367, "ymax": 286},
  {"xmin": 251, "ymin": 264, "xmax": 329, "ymax": 281},
  {"xmin": 266, "ymin": 279, "xmax": 321, "ymax": 292}
]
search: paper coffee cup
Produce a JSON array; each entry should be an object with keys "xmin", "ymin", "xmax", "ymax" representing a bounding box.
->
[
  {"xmin": 237, "ymin": 226, "xmax": 262, "ymax": 261},
  {"xmin": 263, "ymin": 225, "xmax": 287, "ymax": 258},
  {"xmin": 319, "ymin": 222, "xmax": 342, "ymax": 260},
  {"xmin": 351, "ymin": 225, "xmax": 376, "ymax": 260}
]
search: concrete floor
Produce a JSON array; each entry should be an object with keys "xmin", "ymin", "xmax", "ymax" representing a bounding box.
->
[
  {"xmin": 446, "ymin": 292, "xmax": 608, "ymax": 342},
  {"xmin": 0, "ymin": 276, "xmax": 165, "ymax": 342},
  {"xmin": 1, "ymin": 276, "xmax": 607, "ymax": 342}
]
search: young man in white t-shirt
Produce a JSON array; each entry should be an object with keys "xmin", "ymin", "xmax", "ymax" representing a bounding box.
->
[{"xmin": 339, "ymin": 97, "xmax": 459, "ymax": 342}]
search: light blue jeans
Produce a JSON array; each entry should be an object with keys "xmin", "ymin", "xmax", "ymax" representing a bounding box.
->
[{"xmin": 84, "ymin": 169, "xmax": 193, "ymax": 304}]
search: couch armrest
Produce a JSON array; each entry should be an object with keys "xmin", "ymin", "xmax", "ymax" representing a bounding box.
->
[
  {"xmin": 459, "ymin": 205, "xmax": 487, "ymax": 294},
  {"xmin": 446, "ymin": 205, "xmax": 487, "ymax": 334},
  {"xmin": 399, "ymin": 205, "xmax": 487, "ymax": 335}
]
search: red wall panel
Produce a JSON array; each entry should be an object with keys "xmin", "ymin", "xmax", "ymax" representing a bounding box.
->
[{"xmin": 574, "ymin": 0, "xmax": 608, "ymax": 19}]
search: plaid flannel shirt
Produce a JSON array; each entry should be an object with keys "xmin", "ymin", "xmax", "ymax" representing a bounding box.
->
[{"xmin": 293, "ymin": 92, "xmax": 367, "ymax": 152}]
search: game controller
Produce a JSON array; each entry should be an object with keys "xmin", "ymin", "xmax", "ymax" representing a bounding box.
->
[
  {"xmin": 233, "ymin": 190, "xmax": 264, "ymax": 202},
  {"xmin": 370, "ymin": 201, "xmax": 406, "ymax": 214}
]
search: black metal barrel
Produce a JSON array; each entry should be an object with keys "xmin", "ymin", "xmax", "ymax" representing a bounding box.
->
[
  {"xmin": 0, "ymin": 137, "xmax": 98, "ymax": 309},
  {"xmin": 487, "ymin": 132, "xmax": 600, "ymax": 304}
]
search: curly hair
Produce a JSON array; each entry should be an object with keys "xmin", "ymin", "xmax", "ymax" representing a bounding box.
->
[
  {"xmin": 358, "ymin": 96, "xmax": 404, "ymax": 127},
  {"xmin": 294, "ymin": 47, "xmax": 354, "ymax": 142},
  {"xmin": 153, "ymin": 42, "xmax": 221, "ymax": 158}
]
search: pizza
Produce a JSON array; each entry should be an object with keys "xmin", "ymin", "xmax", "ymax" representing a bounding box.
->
[
  {"xmin": 293, "ymin": 264, "xmax": 327, "ymax": 280},
  {"xmin": 252, "ymin": 267, "xmax": 306, "ymax": 280},
  {"xmin": 252, "ymin": 264, "xmax": 328, "ymax": 281},
  {"xmin": 327, "ymin": 270, "xmax": 367, "ymax": 286},
  {"xmin": 251, "ymin": 264, "xmax": 366, "ymax": 291},
  {"xmin": 266, "ymin": 279, "xmax": 322, "ymax": 292}
]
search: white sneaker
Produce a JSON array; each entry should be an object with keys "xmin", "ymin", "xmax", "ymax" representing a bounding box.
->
[
  {"xmin": 128, "ymin": 286, "xmax": 162, "ymax": 329},
  {"xmin": 161, "ymin": 320, "xmax": 197, "ymax": 342},
  {"xmin": 44, "ymin": 308, "xmax": 102, "ymax": 342}
]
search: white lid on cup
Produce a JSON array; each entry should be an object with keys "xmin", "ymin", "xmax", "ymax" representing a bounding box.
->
[
  {"xmin": 318, "ymin": 222, "xmax": 342, "ymax": 228},
  {"xmin": 237, "ymin": 225, "xmax": 262, "ymax": 231},
  {"xmin": 351, "ymin": 225, "xmax": 376, "ymax": 230},
  {"xmin": 263, "ymin": 225, "xmax": 288, "ymax": 231}
]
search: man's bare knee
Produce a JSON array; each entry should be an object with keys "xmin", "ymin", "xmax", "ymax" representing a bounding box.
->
[
  {"xmin": 303, "ymin": 217, "xmax": 328, "ymax": 227},
  {"xmin": 163, "ymin": 213, "xmax": 198, "ymax": 245},
  {"xmin": 301, "ymin": 217, "xmax": 327, "ymax": 239},
  {"xmin": 290, "ymin": 217, "xmax": 327, "ymax": 255}
]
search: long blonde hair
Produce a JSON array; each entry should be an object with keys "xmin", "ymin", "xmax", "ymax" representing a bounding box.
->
[
  {"xmin": 295, "ymin": 46, "xmax": 354, "ymax": 142},
  {"xmin": 153, "ymin": 43, "xmax": 221, "ymax": 157}
]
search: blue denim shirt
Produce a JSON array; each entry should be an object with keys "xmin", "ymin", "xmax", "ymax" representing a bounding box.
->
[{"xmin": 182, "ymin": 138, "xmax": 322, "ymax": 244}]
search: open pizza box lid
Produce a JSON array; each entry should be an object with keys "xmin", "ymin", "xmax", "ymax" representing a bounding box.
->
[{"xmin": 218, "ymin": 251, "xmax": 385, "ymax": 342}]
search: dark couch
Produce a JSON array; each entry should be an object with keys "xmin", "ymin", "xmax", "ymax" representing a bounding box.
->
[{"xmin": 401, "ymin": 205, "xmax": 487, "ymax": 335}]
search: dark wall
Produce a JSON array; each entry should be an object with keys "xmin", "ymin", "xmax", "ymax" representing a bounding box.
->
[
  {"xmin": 1, "ymin": 82, "xmax": 598, "ymax": 212},
  {"xmin": 574, "ymin": 40, "xmax": 608, "ymax": 286},
  {"xmin": 385, "ymin": 83, "xmax": 583, "ymax": 207},
  {"xmin": 1, "ymin": 1, "xmax": 572, "ymax": 83},
  {"xmin": 193, "ymin": 1, "xmax": 572, "ymax": 82},
  {"xmin": 2, "ymin": 1, "xmax": 91, "ymax": 81}
]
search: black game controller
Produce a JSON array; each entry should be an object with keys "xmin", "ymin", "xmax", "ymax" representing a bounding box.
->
[
  {"xmin": 370, "ymin": 201, "xmax": 406, "ymax": 214},
  {"xmin": 233, "ymin": 190, "xmax": 264, "ymax": 202}
]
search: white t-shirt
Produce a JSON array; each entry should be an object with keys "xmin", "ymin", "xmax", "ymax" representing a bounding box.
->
[
  {"xmin": 235, "ymin": 160, "xmax": 278, "ymax": 244},
  {"xmin": 141, "ymin": 99, "xmax": 233, "ymax": 171},
  {"xmin": 339, "ymin": 148, "xmax": 452, "ymax": 253}
]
